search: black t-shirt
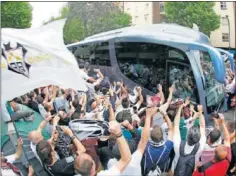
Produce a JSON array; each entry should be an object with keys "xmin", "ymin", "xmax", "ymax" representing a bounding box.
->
[
  {"xmin": 27, "ymin": 100, "xmax": 39, "ymax": 113},
  {"xmin": 47, "ymin": 157, "xmax": 75, "ymax": 176}
]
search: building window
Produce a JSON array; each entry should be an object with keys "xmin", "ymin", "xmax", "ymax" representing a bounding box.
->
[
  {"xmin": 145, "ymin": 3, "xmax": 149, "ymax": 10},
  {"xmin": 222, "ymin": 33, "xmax": 229, "ymax": 42},
  {"xmin": 220, "ymin": 2, "xmax": 227, "ymax": 10},
  {"xmin": 221, "ymin": 17, "xmax": 228, "ymax": 26},
  {"xmin": 160, "ymin": 2, "xmax": 165, "ymax": 13},
  {"xmin": 135, "ymin": 16, "xmax": 139, "ymax": 23},
  {"xmin": 144, "ymin": 14, "xmax": 149, "ymax": 23}
]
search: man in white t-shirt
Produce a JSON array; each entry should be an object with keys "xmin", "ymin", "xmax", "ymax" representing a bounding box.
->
[
  {"xmin": 152, "ymin": 84, "xmax": 174, "ymax": 127},
  {"xmin": 107, "ymin": 107, "xmax": 158, "ymax": 176},
  {"xmin": 79, "ymin": 64, "xmax": 96, "ymax": 83},
  {"xmin": 171, "ymin": 104, "xmax": 206, "ymax": 174},
  {"xmin": 1, "ymin": 138, "xmax": 34, "ymax": 176}
]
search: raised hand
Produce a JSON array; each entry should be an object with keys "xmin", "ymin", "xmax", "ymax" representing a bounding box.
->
[
  {"xmin": 157, "ymin": 84, "xmax": 162, "ymax": 92},
  {"xmin": 146, "ymin": 107, "xmax": 158, "ymax": 118},
  {"xmin": 184, "ymin": 97, "xmax": 190, "ymax": 106},
  {"xmin": 17, "ymin": 138, "xmax": 23, "ymax": 146},
  {"xmin": 60, "ymin": 126, "xmax": 73, "ymax": 136},
  {"xmin": 169, "ymin": 84, "xmax": 175, "ymax": 93},
  {"xmin": 109, "ymin": 121, "xmax": 122, "ymax": 136},
  {"xmin": 197, "ymin": 105, "xmax": 203, "ymax": 113}
]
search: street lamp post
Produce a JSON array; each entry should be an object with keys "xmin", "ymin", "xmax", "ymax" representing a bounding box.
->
[{"xmin": 226, "ymin": 15, "xmax": 231, "ymax": 50}]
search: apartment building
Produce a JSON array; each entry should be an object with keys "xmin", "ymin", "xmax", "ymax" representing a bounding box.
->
[
  {"xmin": 123, "ymin": 2, "xmax": 165, "ymax": 26},
  {"xmin": 123, "ymin": 2, "xmax": 236, "ymax": 49},
  {"xmin": 210, "ymin": 2, "xmax": 236, "ymax": 49}
]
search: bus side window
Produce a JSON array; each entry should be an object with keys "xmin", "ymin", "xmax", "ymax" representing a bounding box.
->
[
  {"xmin": 115, "ymin": 41, "xmax": 197, "ymax": 99},
  {"xmin": 95, "ymin": 42, "xmax": 111, "ymax": 66}
]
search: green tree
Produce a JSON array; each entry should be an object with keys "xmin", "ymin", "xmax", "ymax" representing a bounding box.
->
[
  {"xmin": 1, "ymin": 2, "xmax": 32, "ymax": 28},
  {"xmin": 63, "ymin": 18, "xmax": 85, "ymax": 44},
  {"xmin": 165, "ymin": 2, "xmax": 220, "ymax": 36},
  {"xmin": 68, "ymin": 2, "xmax": 131, "ymax": 38},
  {"xmin": 43, "ymin": 2, "xmax": 131, "ymax": 44},
  {"xmin": 43, "ymin": 4, "xmax": 69, "ymax": 25}
]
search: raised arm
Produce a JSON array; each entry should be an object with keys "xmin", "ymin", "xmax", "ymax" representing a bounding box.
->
[
  {"xmin": 159, "ymin": 109, "xmax": 174, "ymax": 141},
  {"xmin": 173, "ymin": 104, "xmax": 184, "ymax": 136},
  {"xmin": 37, "ymin": 115, "xmax": 53, "ymax": 132},
  {"xmin": 109, "ymin": 121, "xmax": 131, "ymax": 172},
  {"xmin": 61, "ymin": 126, "xmax": 86, "ymax": 153},
  {"xmin": 93, "ymin": 69, "xmax": 104, "ymax": 86},
  {"xmin": 218, "ymin": 114, "xmax": 231, "ymax": 147},
  {"xmin": 15, "ymin": 138, "xmax": 23, "ymax": 160},
  {"xmin": 117, "ymin": 82, "xmax": 127, "ymax": 96},
  {"xmin": 158, "ymin": 84, "xmax": 165, "ymax": 105},
  {"xmin": 165, "ymin": 84, "xmax": 175, "ymax": 106},
  {"xmin": 197, "ymin": 105, "xmax": 205, "ymax": 136},
  {"xmin": 107, "ymin": 100, "xmax": 115, "ymax": 121},
  {"xmin": 138, "ymin": 107, "xmax": 157, "ymax": 154},
  {"xmin": 81, "ymin": 93, "xmax": 87, "ymax": 112},
  {"xmin": 137, "ymin": 87, "xmax": 144, "ymax": 106},
  {"xmin": 42, "ymin": 87, "xmax": 49, "ymax": 105},
  {"xmin": 49, "ymin": 86, "xmax": 58, "ymax": 105}
]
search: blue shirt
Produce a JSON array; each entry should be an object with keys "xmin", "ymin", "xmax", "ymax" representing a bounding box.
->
[{"xmin": 144, "ymin": 140, "xmax": 173, "ymax": 172}]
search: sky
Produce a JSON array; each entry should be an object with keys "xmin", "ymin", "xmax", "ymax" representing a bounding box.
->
[{"xmin": 30, "ymin": 2, "xmax": 67, "ymax": 28}]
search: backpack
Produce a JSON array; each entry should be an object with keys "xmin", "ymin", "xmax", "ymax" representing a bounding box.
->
[
  {"xmin": 198, "ymin": 158, "xmax": 230, "ymax": 175},
  {"xmin": 174, "ymin": 141, "xmax": 200, "ymax": 176},
  {"xmin": 143, "ymin": 145, "xmax": 167, "ymax": 176}
]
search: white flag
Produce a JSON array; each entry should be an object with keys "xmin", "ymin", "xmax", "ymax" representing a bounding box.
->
[{"xmin": 1, "ymin": 19, "xmax": 87, "ymax": 121}]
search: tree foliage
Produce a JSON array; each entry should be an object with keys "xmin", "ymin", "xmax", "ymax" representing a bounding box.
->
[
  {"xmin": 165, "ymin": 2, "xmax": 220, "ymax": 36},
  {"xmin": 1, "ymin": 2, "xmax": 33, "ymax": 28},
  {"xmin": 43, "ymin": 2, "xmax": 131, "ymax": 44},
  {"xmin": 67, "ymin": 2, "xmax": 131, "ymax": 41},
  {"xmin": 63, "ymin": 18, "xmax": 85, "ymax": 44}
]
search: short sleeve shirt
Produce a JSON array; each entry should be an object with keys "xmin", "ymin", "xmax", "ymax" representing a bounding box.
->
[
  {"xmin": 49, "ymin": 157, "xmax": 75, "ymax": 176},
  {"xmin": 5, "ymin": 154, "xmax": 15, "ymax": 164},
  {"xmin": 1, "ymin": 155, "xmax": 20, "ymax": 176},
  {"xmin": 192, "ymin": 146, "xmax": 232, "ymax": 176},
  {"xmin": 171, "ymin": 128, "xmax": 206, "ymax": 172},
  {"xmin": 107, "ymin": 150, "xmax": 143, "ymax": 176},
  {"xmin": 97, "ymin": 166, "xmax": 121, "ymax": 176},
  {"xmin": 144, "ymin": 140, "xmax": 174, "ymax": 171},
  {"xmin": 79, "ymin": 69, "xmax": 90, "ymax": 81}
]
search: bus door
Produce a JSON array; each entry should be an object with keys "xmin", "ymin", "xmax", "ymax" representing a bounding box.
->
[{"xmin": 165, "ymin": 60, "xmax": 199, "ymax": 103}]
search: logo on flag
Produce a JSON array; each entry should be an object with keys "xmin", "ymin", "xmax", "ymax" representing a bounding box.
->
[{"xmin": 2, "ymin": 42, "xmax": 31, "ymax": 78}]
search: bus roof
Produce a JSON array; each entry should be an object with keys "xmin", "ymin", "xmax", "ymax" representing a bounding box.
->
[{"xmin": 67, "ymin": 23, "xmax": 210, "ymax": 47}]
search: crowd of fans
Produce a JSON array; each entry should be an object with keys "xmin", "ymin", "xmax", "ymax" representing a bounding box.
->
[{"xmin": 1, "ymin": 62, "xmax": 236, "ymax": 176}]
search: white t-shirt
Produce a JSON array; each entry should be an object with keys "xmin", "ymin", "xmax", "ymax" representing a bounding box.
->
[
  {"xmin": 152, "ymin": 103, "xmax": 169, "ymax": 127},
  {"xmin": 97, "ymin": 166, "xmax": 121, "ymax": 176},
  {"xmin": 79, "ymin": 69, "xmax": 90, "ymax": 81},
  {"xmin": 225, "ymin": 79, "xmax": 235, "ymax": 93},
  {"xmin": 171, "ymin": 130, "xmax": 206, "ymax": 172},
  {"xmin": 107, "ymin": 150, "xmax": 143, "ymax": 176},
  {"xmin": 1, "ymin": 154, "xmax": 19, "ymax": 176}
]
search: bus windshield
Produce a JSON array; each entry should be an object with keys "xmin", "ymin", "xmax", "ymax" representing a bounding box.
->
[{"xmin": 199, "ymin": 51, "xmax": 224, "ymax": 111}]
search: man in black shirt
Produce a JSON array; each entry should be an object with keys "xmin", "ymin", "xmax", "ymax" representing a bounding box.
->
[
  {"xmin": 28, "ymin": 91, "xmax": 40, "ymax": 113},
  {"xmin": 36, "ymin": 126, "xmax": 86, "ymax": 176}
]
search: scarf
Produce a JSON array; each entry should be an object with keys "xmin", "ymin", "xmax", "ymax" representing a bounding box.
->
[
  {"xmin": 148, "ymin": 138, "xmax": 165, "ymax": 148},
  {"xmin": 1, "ymin": 162, "xmax": 22, "ymax": 176}
]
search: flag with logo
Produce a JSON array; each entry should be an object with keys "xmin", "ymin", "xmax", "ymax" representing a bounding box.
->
[{"xmin": 1, "ymin": 19, "xmax": 87, "ymax": 121}]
